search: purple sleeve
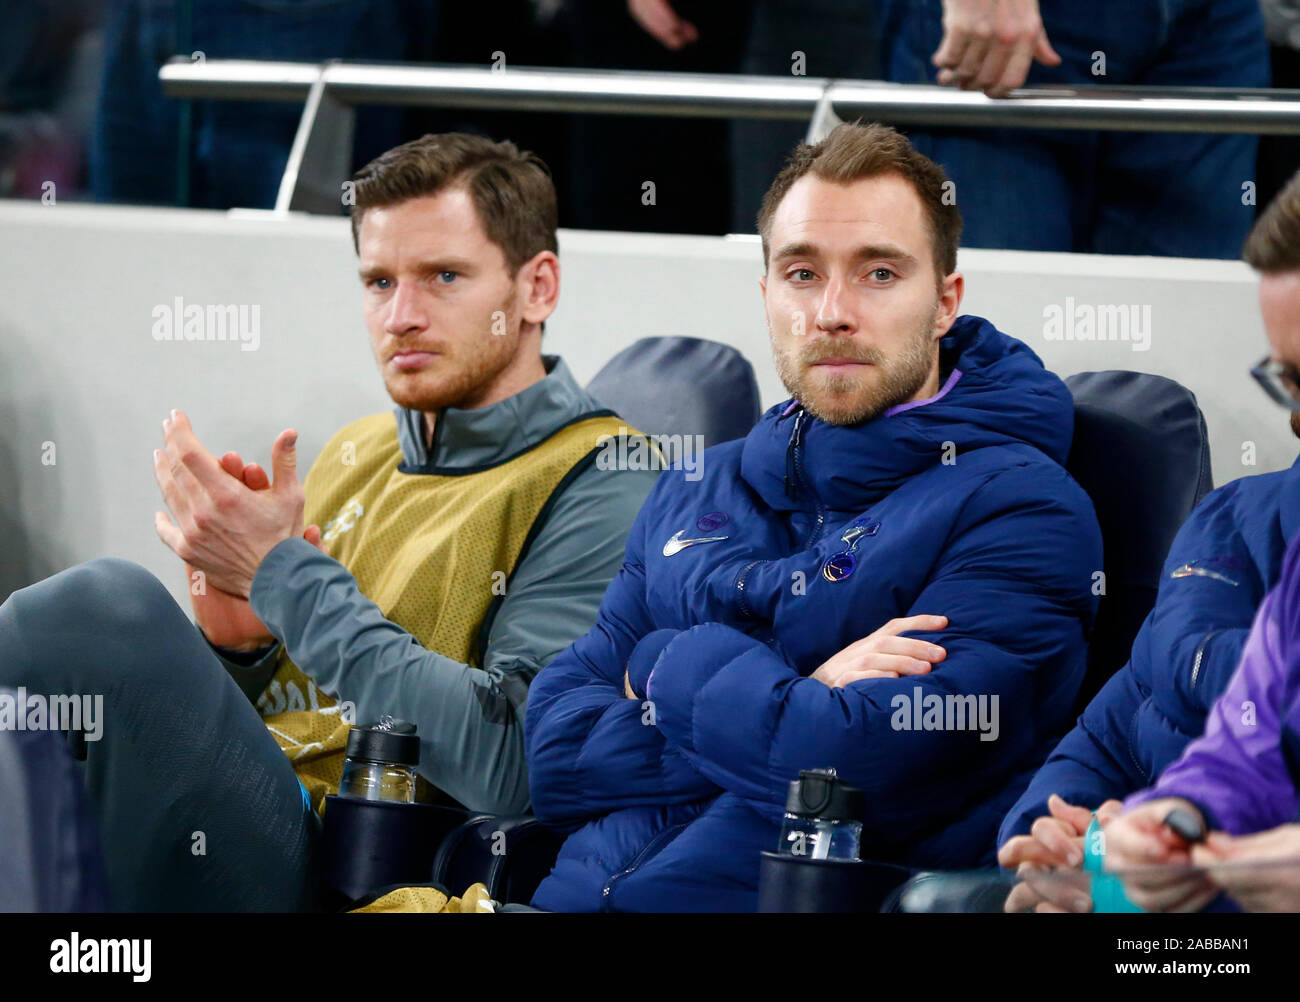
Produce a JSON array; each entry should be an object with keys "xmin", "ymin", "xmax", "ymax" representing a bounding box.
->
[{"xmin": 1124, "ymin": 581, "xmax": 1300, "ymax": 834}]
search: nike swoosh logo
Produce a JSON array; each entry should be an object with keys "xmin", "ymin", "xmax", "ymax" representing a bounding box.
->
[{"xmin": 663, "ymin": 529, "xmax": 730, "ymax": 556}]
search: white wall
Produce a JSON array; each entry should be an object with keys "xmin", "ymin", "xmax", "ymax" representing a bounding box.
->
[{"xmin": 0, "ymin": 200, "xmax": 1291, "ymax": 610}]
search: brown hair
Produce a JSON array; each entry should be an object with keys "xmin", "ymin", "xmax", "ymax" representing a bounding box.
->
[
  {"xmin": 349, "ymin": 132, "xmax": 558, "ymax": 274},
  {"xmin": 757, "ymin": 122, "xmax": 962, "ymax": 282},
  {"xmin": 1244, "ymin": 170, "xmax": 1300, "ymax": 273}
]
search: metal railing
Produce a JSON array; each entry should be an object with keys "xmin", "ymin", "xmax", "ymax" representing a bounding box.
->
[{"xmin": 159, "ymin": 59, "xmax": 1300, "ymax": 214}]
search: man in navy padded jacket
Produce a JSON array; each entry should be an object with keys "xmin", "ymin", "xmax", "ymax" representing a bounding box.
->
[{"xmin": 524, "ymin": 123, "xmax": 1103, "ymax": 912}]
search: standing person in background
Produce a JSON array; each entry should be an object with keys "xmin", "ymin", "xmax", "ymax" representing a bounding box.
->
[
  {"xmin": 875, "ymin": 0, "xmax": 1269, "ymax": 258},
  {"xmin": 625, "ymin": 0, "xmax": 884, "ymax": 235},
  {"xmin": 90, "ymin": 0, "xmax": 426, "ymax": 208}
]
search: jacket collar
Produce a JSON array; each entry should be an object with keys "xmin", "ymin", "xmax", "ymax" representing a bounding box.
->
[
  {"xmin": 740, "ymin": 315, "xmax": 1076, "ymax": 513},
  {"xmin": 395, "ymin": 356, "xmax": 606, "ymax": 472}
]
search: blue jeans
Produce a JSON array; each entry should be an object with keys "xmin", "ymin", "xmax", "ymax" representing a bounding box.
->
[
  {"xmin": 876, "ymin": 0, "xmax": 1270, "ymax": 258},
  {"xmin": 91, "ymin": 0, "xmax": 420, "ymax": 208}
]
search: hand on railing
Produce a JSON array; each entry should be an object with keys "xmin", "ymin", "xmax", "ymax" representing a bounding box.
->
[
  {"xmin": 628, "ymin": 0, "xmax": 699, "ymax": 51},
  {"xmin": 935, "ymin": 0, "xmax": 1061, "ymax": 98}
]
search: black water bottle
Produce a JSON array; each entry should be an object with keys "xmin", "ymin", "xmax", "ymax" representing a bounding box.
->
[{"xmin": 777, "ymin": 768, "xmax": 865, "ymax": 860}]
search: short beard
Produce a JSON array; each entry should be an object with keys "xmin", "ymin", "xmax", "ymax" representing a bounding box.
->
[
  {"xmin": 772, "ymin": 317, "xmax": 937, "ymax": 426},
  {"xmin": 380, "ymin": 288, "xmax": 520, "ymax": 414}
]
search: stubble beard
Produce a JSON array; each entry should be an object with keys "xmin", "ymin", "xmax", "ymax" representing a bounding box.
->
[
  {"xmin": 380, "ymin": 288, "xmax": 520, "ymax": 413},
  {"xmin": 772, "ymin": 313, "xmax": 938, "ymax": 427}
]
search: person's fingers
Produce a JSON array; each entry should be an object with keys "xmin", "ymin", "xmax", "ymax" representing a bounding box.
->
[
  {"xmin": 152, "ymin": 448, "xmax": 195, "ymax": 528},
  {"xmin": 217, "ymin": 450, "xmax": 271, "ymax": 491},
  {"xmin": 165, "ymin": 409, "xmax": 228, "ymax": 494},
  {"xmin": 303, "ymin": 524, "xmax": 324, "ymax": 549},
  {"xmin": 850, "ymin": 654, "xmax": 935, "ymax": 678},
  {"xmin": 999, "ymin": 834, "xmax": 1067, "ymax": 868},
  {"xmin": 837, "ymin": 668, "xmax": 903, "ymax": 686},
  {"xmin": 1034, "ymin": 900, "xmax": 1071, "ymax": 914},
  {"xmin": 242, "ymin": 462, "xmax": 271, "ymax": 491},
  {"xmin": 628, "ymin": 0, "xmax": 695, "ymax": 49},
  {"xmin": 153, "ymin": 509, "xmax": 191, "ymax": 561},
  {"xmin": 989, "ymin": 33, "xmax": 1035, "ymax": 96},
  {"xmin": 932, "ymin": 17, "xmax": 969, "ymax": 71},
  {"xmin": 1124, "ymin": 875, "xmax": 1203, "ymax": 912},
  {"xmin": 270, "ymin": 429, "xmax": 300, "ymax": 494},
  {"xmin": 1003, "ymin": 879, "xmax": 1044, "ymax": 913},
  {"xmin": 1095, "ymin": 799, "xmax": 1125, "ymax": 827},
  {"xmin": 1120, "ymin": 859, "xmax": 1200, "ymax": 899},
  {"xmin": 948, "ymin": 32, "xmax": 992, "ymax": 89},
  {"xmin": 879, "ymin": 635, "xmax": 948, "ymax": 661},
  {"xmin": 1020, "ymin": 866, "xmax": 1092, "ymax": 911},
  {"xmin": 971, "ymin": 23, "xmax": 1016, "ymax": 95},
  {"xmin": 219, "ymin": 451, "xmax": 245, "ymax": 479},
  {"xmin": 1030, "ymin": 815, "xmax": 1083, "ymax": 866},
  {"xmin": 879, "ymin": 614, "xmax": 950, "ymax": 637},
  {"xmin": 1033, "ymin": 28, "xmax": 1062, "ymax": 66},
  {"xmin": 1046, "ymin": 794, "xmax": 1095, "ymax": 838},
  {"xmin": 1105, "ymin": 814, "xmax": 1176, "ymax": 866},
  {"xmin": 1156, "ymin": 876, "xmax": 1219, "ymax": 914},
  {"xmin": 1200, "ymin": 862, "xmax": 1269, "ymax": 896},
  {"xmin": 1201, "ymin": 831, "xmax": 1238, "ymax": 856}
]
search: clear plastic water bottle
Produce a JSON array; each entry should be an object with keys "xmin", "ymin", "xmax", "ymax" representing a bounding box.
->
[
  {"xmin": 777, "ymin": 768, "xmax": 865, "ymax": 860},
  {"xmin": 337, "ymin": 715, "xmax": 420, "ymax": 803}
]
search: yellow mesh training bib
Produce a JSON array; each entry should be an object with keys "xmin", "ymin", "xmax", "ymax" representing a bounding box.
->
[{"xmin": 256, "ymin": 409, "xmax": 636, "ymax": 813}]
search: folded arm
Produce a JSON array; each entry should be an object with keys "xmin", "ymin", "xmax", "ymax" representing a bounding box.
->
[
  {"xmin": 648, "ymin": 463, "xmax": 1102, "ymax": 839},
  {"xmin": 525, "ymin": 486, "xmax": 721, "ymax": 827}
]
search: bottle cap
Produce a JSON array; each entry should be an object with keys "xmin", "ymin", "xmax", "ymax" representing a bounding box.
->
[
  {"xmin": 345, "ymin": 714, "xmax": 419, "ymax": 767},
  {"xmin": 784, "ymin": 767, "xmax": 865, "ymax": 820}
]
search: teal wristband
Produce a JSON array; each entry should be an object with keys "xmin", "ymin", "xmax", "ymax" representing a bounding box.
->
[{"xmin": 1083, "ymin": 813, "xmax": 1143, "ymax": 913}]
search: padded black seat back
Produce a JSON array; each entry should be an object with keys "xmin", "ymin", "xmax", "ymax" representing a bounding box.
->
[
  {"xmin": 1064, "ymin": 371, "xmax": 1213, "ymax": 712},
  {"xmin": 585, "ymin": 336, "xmax": 762, "ymax": 463}
]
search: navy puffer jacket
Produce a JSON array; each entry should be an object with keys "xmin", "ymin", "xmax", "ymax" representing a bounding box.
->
[
  {"xmin": 1000, "ymin": 455, "xmax": 1300, "ymax": 844},
  {"xmin": 526, "ymin": 316, "xmax": 1103, "ymax": 912}
]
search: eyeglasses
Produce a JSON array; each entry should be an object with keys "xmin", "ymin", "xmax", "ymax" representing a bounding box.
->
[{"xmin": 1251, "ymin": 355, "xmax": 1300, "ymax": 413}]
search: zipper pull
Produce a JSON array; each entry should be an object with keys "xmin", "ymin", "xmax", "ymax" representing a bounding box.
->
[{"xmin": 784, "ymin": 408, "xmax": 805, "ymax": 499}]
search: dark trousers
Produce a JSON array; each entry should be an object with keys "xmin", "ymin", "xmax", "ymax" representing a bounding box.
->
[{"xmin": 0, "ymin": 557, "xmax": 319, "ymax": 912}]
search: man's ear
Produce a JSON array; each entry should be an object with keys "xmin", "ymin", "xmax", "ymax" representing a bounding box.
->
[
  {"xmin": 520, "ymin": 250, "xmax": 560, "ymax": 326},
  {"xmin": 934, "ymin": 271, "xmax": 964, "ymax": 337}
]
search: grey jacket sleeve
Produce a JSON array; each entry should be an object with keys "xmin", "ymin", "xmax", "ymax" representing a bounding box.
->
[{"xmin": 246, "ymin": 462, "xmax": 659, "ymax": 814}]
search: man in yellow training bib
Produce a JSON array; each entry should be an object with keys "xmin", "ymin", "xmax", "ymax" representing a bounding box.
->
[{"xmin": 0, "ymin": 134, "xmax": 657, "ymax": 911}]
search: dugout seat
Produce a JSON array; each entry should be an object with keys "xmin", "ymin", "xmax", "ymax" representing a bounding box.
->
[
  {"xmin": 585, "ymin": 336, "xmax": 763, "ymax": 461},
  {"xmin": 1063, "ymin": 370, "xmax": 1213, "ymax": 712}
]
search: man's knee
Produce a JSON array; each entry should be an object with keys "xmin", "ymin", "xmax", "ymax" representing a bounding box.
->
[{"xmin": 1, "ymin": 557, "xmax": 181, "ymax": 639}]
